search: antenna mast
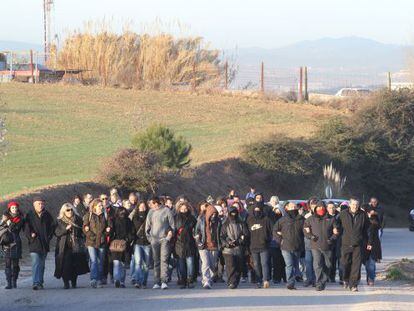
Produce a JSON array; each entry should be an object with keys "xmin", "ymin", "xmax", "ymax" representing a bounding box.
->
[{"xmin": 43, "ymin": 0, "xmax": 54, "ymax": 62}]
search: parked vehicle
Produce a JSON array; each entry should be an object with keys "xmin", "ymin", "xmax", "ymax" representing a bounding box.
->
[
  {"xmin": 335, "ymin": 88, "xmax": 371, "ymax": 97},
  {"xmin": 409, "ymin": 209, "xmax": 414, "ymax": 231}
]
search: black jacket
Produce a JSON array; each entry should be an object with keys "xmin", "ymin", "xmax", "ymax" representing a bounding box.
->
[
  {"xmin": 110, "ymin": 209, "xmax": 134, "ymax": 262},
  {"xmin": 54, "ymin": 216, "xmax": 89, "ymax": 279},
  {"xmin": 338, "ymin": 209, "xmax": 370, "ymax": 248},
  {"xmin": 364, "ymin": 214, "xmax": 382, "ymax": 261},
  {"xmin": 247, "ymin": 213, "xmax": 272, "ymax": 252},
  {"xmin": 25, "ymin": 210, "xmax": 55, "ymax": 254},
  {"xmin": 132, "ymin": 210, "xmax": 150, "ymax": 246},
  {"xmin": 220, "ymin": 216, "xmax": 249, "ymax": 255},
  {"xmin": 1, "ymin": 210, "xmax": 24, "ymax": 259},
  {"xmin": 304, "ymin": 214, "xmax": 338, "ymax": 251},
  {"xmin": 273, "ymin": 213, "xmax": 304, "ymax": 252},
  {"xmin": 174, "ymin": 212, "xmax": 197, "ymax": 258}
]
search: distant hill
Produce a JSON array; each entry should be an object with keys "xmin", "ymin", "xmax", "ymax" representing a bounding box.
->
[
  {"xmin": 230, "ymin": 37, "xmax": 409, "ymax": 71},
  {"xmin": 0, "ymin": 40, "xmax": 42, "ymax": 52}
]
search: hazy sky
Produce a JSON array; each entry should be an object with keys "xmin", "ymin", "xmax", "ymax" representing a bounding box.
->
[{"xmin": 2, "ymin": 0, "xmax": 414, "ymax": 49}]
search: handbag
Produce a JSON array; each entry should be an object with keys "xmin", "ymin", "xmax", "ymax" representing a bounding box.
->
[{"xmin": 109, "ymin": 239, "xmax": 127, "ymax": 253}]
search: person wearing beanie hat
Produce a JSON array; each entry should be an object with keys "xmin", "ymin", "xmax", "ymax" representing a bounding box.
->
[
  {"xmin": 303, "ymin": 201, "xmax": 339, "ymax": 291},
  {"xmin": 220, "ymin": 206, "xmax": 249, "ymax": 289},
  {"xmin": 25, "ymin": 197, "xmax": 55, "ymax": 290},
  {"xmin": 1, "ymin": 201, "xmax": 24, "ymax": 289},
  {"xmin": 247, "ymin": 204, "xmax": 273, "ymax": 289}
]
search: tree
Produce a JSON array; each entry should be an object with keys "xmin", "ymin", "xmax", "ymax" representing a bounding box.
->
[
  {"xmin": 132, "ymin": 125, "xmax": 192, "ymax": 170},
  {"xmin": 99, "ymin": 149, "xmax": 162, "ymax": 193}
]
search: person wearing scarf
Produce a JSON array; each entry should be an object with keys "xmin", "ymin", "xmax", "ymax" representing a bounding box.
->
[
  {"xmin": 54, "ymin": 203, "xmax": 89, "ymax": 289},
  {"xmin": 1, "ymin": 201, "xmax": 24, "ymax": 289}
]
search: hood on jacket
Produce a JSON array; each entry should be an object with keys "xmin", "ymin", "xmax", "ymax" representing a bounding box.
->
[{"xmin": 206, "ymin": 204, "xmax": 218, "ymax": 222}]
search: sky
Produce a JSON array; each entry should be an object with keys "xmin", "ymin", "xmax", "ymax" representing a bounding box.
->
[{"xmin": 1, "ymin": 0, "xmax": 414, "ymax": 49}]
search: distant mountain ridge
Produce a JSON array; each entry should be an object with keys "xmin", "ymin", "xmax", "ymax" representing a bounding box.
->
[
  {"xmin": 229, "ymin": 36, "xmax": 409, "ymax": 71},
  {"xmin": 0, "ymin": 40, "xmax": 42, "ymax": 52}
]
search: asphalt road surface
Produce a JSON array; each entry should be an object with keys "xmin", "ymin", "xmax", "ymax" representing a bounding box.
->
[{"xmin": 1, "ymin": 228, "xmax": 413, "ymax": 311}]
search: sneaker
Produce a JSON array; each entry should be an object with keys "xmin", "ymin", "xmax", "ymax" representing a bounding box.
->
[
  {"xmin": 287, "ymin": 284, "xmax": 297, "ymax": 290},
  {"xmin": 135, "ymin": 283, "xmax": 141, "ymax": 289},
  {"xmin": 203, "ymin": 283, "xmax": 212, "ymax": 289},
  {"xmin": 161, "ymin": 282, "xmax": 168, "ymax": 290},
  {"xmin": 256, "ymin": 282, "xmax": 262, "ymax": 289},
  {"xmin": 228, "ymin": 283, "xmax": 237, "ymax": 289},
  {"xmin": 343, "ymin": 282, "xmax": 349, "ymax": 289},
  {"xmin": 316, "ymin": 285, "xmax": 324, "ymax": 291},
  {"xmin": 263, "ymin": 281, "xmax": 270, "ymax": 289},
  {"xmin": 350, "ymin": 286, "xmax": 359, "ymax": 292},
  {"xmin": 153, "ymin": 284, "xmax": 161, "ymax": 289},
  {"xmin": 32, "ymin": 284, "xmax": 39, "ymax": 290},
  {"xmin": 91, "ymin": 280, "xmax": 97, "ymax": 288},
  {"xmin": 240, "ymin": 277, "xmax": 247, "ymax": 283}
]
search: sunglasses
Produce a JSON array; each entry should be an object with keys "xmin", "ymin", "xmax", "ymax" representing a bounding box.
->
[
  {"xmin": 101, "ymin": 198, "xmax": 108, "ymax": 200},
  {"xmin": 66, "ymin": 209, "xmax": 73, "ymax": 212}
]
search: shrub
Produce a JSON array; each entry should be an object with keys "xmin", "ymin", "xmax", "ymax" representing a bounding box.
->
[
  {"xmin": 99, "ymin": 149, "xmax": 162, "ymax": 193},
  {"xmin": 132, "ymin": 125, "xmax": 192, "ymax": 170}
]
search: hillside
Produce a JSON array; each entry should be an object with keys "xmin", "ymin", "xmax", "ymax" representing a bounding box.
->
[{"xmin": 0, "ymin": 83, "xmax": 338, "ymax": 198}]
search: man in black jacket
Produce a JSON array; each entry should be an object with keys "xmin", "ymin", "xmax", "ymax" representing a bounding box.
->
[
  {"xmin": 273, "ymin": 201, "xmax": 305, "ymax": 290},
  {"xmin": 247, "ymin": 204, "xmax": 273, "ymax": 288},
  {"xmin": 304, "ymin": 201, "xmax": 338, "ymax": 291},
  {"xmin": 338, "ymin": 198, "xmax": 371, "ymax": 292},
  {"xmin": 25, "ymin": 197, "xmax": 55, "ymax": 290}
]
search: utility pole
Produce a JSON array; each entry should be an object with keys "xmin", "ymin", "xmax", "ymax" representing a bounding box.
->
[{"xmin": 43, "ymin": 0, "xmax": 54, "ymax": 63}]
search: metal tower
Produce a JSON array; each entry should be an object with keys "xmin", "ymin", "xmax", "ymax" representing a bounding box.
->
[{"xmin": 43, "ymin": 0, "xmax": 54, "ymax": 62}]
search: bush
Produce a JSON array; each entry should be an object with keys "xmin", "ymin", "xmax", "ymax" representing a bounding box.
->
[
  {"xmin": 99, "ymin": 149, "xmax": 162, "ymax": 193},
  {"xmin": 132, "ymin": 125, "xmax": 192, "ymax": 170}
]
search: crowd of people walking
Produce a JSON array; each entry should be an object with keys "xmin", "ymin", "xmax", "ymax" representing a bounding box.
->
[{"xmin": 0, "ymin": 187, "xmax": 384, "ymax": 293}]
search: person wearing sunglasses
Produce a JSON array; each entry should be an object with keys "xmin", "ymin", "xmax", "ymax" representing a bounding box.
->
[{"xmin": 54, "ymin": 203, "xmax": 89, "ymax": 289}]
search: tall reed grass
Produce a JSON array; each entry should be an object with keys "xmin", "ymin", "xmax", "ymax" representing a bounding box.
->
[{"xmin": 57, "ymin": 21, "xmax": 223, "ymax": 89}]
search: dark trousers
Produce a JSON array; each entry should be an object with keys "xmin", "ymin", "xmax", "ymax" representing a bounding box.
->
[
  {"xmin": 341, "ymin": 245, "xmax": 362, "ymax": 288},
  {"xmin": 311, "ymin": 249, "xmax": 332, "ymax": 287},
  {"xmin": 62, "ymin": 250, "xmax": 78, "ymax": 284},
  {"xmin": 213, "ymin": 251, "xmax": 225, "ymax": 280},
  {"xmin": 103, "ymin": 248, "xmax": 113, "ymax": 281},
  {"xmin": 329, "ymin": 244, "xmax": 340, "ymax": 281},
  {"xmin": 251, "ymin": 250, "xmax": 270, "ymax": 283},
  {"xmin": 269, "ymin": 247, "xmax": 286, "ymax": 282},
  {"xmin": 223, "ymin": 253, "xmax": 243, "ymax": 286},
  {"xmin": 5, "ymin": 258, "xmax": 20, "ymax": 282}
]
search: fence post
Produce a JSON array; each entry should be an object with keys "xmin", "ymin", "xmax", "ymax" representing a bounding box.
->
[
  {"xmin": 304, "ymin": 66, "xmax": 308, "ymax": 101},
  {"xmin": 30, "ymin": 50, "xmax": 35, "ymax": 83},
  {"xmin": 260, "ymin": 62, "xmax": 264, "ymax": 93},
  {"xmin": 387, "ymin": 71, "xmax": 392, "ymax": 91},
  {"xmin": 224, "ymin": 61, "xmax": 228, "ymax": 90},
  {"xmin": 192, "ymin": 62, "xmax": 196, "ymax": 92},
  {"xmin": 298, "ymin": 66, "xmax": 303, "ymax": 102}
]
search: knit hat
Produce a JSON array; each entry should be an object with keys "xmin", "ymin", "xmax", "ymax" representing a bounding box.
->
[
  {"xmin": 32, "ymin": 196, "xmax": 45, "ymax": 203},
  {"xmin": 7, "ymin": 201, "xmax": 19, "ymax": 209}
]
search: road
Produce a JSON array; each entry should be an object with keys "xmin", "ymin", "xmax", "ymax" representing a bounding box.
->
[{"xmin": 1, "ymin": 228, "xmax": 413, "ymax": 311}]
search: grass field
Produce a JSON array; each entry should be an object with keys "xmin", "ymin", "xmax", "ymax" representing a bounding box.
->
[{"xmin": 0, "ymin": 83, "xmax": 338, "ymax": 198}]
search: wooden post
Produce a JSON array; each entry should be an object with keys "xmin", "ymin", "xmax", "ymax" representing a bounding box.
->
[
  {"xmin": 192, "ymin": 62, "xmax": 196, "ymax": 92},
  {"xmin": 304, "ymin": 66, "xmax": 308, "ymax": 101},
  {"xmin": 30, "ymin": 50, "xmax": 35, "ymax": 83},
  {"xmin": 224, "ymin": 61, "xmax": 228, "ymax": 90},
  {"xmin": 298, "ymin": 67, "xmax": 303, "ymax": 102},
  {"xmin": 388, "ymin": 71, "xmax": 392, "ymax": 91},
  {"xmin": 260, "ymin": 62, "xmax": 264, "ymax": 93}
]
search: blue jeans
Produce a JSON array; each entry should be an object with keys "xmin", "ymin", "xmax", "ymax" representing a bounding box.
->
[
  {"xmin": 30, "ymin": 252, "xmax": 47, "ymax": 286},
  {"xmin": 251, "ymin": 250, "xmax": 270, "ymax": 283},
  {"xmin": 113, "ymin": 260, "xmax": 126, "ymax": 283},
  {"xmin": 87, "ymin": 247, "xmax": 106, "ymax": 282},
  {"xmin": 365, "ymin": 255, "xmax": 376, "ymax": 281},
  {"xmin": 133, "ymin": 244, "xmax": 151, "ymax": 285},
  {"xmin": 281, "ymin": 250, "xmax": 301, "ymax": 286},
  {"xmin": 178, "ymin": 256, "xmax": 194, "ymax": 281},
  {"xmin": 305, "ymin": 249, "xmax": 315, "ymax": 283}
]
